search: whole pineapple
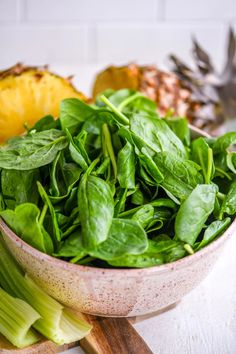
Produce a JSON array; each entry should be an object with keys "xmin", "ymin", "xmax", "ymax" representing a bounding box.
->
[{"xmin": 93, "ymin": 28, "xmax": 236, "ymax": 134}]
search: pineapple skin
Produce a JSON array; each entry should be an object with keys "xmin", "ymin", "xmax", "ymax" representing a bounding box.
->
[{"xmin": 0, "ymin": 63, "xmax": 87, "ymax": 143}]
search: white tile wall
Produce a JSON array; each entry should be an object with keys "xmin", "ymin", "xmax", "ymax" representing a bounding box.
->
[
  {"xmin": 96, "ymin": 23, "xmax": 225, "ymax": 69},
  {"xmin": 0, "ymin": 0, "xmax": 235, "ymax": 70},
  {"xmin": 165, "ymin": 0, "xmax": 236, "ymax": 20},
  {"xmin": 0, "ymin": 0, "xmax": 19, "ymax": 22},
  {"xmin": 26, "ymin": 0, "xmax": 161, "ymax": 22},
  {"xmin": 0, "ymin": 25, "xmax": 87, "ymax": 67}
]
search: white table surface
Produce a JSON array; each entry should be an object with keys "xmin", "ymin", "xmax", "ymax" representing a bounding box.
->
[{"xmin": 51, "ymin": 65, "xmax": 236, "ymax": 354}]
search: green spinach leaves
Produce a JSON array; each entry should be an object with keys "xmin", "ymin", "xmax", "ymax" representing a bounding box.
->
[
  {"xmin": 78, "ymin": 174, "xmax": 114, "ymax": 249},
  {"xmin": 0, "ymin": 90, "xmax": 235, "ymax": 268}
]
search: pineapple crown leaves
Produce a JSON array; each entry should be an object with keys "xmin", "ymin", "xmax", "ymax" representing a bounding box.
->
[{"xmin": 169, "ymin": 27, "xmax": 236, "ymax": 120}]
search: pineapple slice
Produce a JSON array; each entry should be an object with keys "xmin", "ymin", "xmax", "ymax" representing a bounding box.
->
[{"xmin": 0, "ymin": 63, "xmax": 87, "ymax": 143}]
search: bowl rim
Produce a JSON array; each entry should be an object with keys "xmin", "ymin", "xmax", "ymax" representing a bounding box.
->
[{"xmin": 1, "ymin": 216, "xmax": 236, "ymax": 277}]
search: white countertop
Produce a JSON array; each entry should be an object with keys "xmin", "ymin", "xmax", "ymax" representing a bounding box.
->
[{"xmin": 52, "ymin": 66, "xmax": 236, "ymax": 354}]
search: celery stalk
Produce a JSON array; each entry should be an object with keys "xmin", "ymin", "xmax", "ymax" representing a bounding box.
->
[
  {"xmin": 0, "ymin": 239, "xmax": 92, "ymax": 344},
  {"xmin": 0, "ymin": 287, "xmax": 40, "ymax": 348}
]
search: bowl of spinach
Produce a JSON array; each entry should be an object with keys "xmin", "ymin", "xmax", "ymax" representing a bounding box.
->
[{"xmin": 0, "ymin": 89, "xmax": 235, "ymax": 317}]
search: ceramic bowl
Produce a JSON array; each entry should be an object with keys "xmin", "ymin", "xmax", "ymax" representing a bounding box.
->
[
  {"xmin": 0, "ymin": 126, "xmax": 235, "ymax": 317},
  {"xmin": 1, "ymin": 218, "xmax": 235, "ymax": 317}
]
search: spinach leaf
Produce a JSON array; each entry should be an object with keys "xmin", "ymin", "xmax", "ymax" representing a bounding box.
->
[
  {"xmin": 118, "ymin": 126, "xmax": 154, "ymax": 157},
  {"xmin": 154, "ymin": 152, "xmax": 203, "ymax": 200},
  {"xmin": 147, "ymin": 239, "xmax": 179, "ymax": 253},
  {"xmin": 60, "ymin": 98, "xmax": 95, "ymax": 133},
  {"xmin": 49, "ymin": 158, "xmax": 82, "ymax": 203},
  {"xmin": 126, "ymin": 96, "xmax": 157, "ymax": 114},
  {"xmin": 191, "ymin": 137, "xmax": 214, "ymax": 184},
  {"xmin": 220, "ymin": 181, "xmax": 236, "ymax": 218},
  {"xmin": 138, "ymin": 149, "xmax": 163, "ymax": 184},
  {"xmin": 130, "ymin": 113, "xmax": 187, "ymax": 158},
  {"xmin": 74, "ymin": 130, "xmax": 91, "ymax": 164},
  {"xmin": 195, "ymin": 218, "xmax": 231, "ymax": 251},
  {"xmin": 0, "ymin": 203, "xmax": 53, "ymax": 254},
  {"xmin": 0, "ymin": 130, "xmax": 67, "ymax": 170},
  {"xmin": 108, "ymin": 253, "xmax": 163, "ymax": 268},
  {"xmin": 139, "ymin": 165, "xmax": 158, "ymax": 186},
  {"xmin": 117, "ymin": 141, "xmax": 135, "ymax": 188},
  {"xmin": 164, "ymin": 244, "xmax": 186, "ymax": 263},
  {"xmin": 1, "ymin": 169, "xmax": 40, "ymax": 209},
  {"xmin": 131, "ymin": 186, "xmax": 145, "ymax": 205},
  {"xmin": 175, "ymin": 184, "xmax": 218, "ymax": 245},
  {"xmin": 29, "ymin": 115, "xmax": 59, "ymax": 132},
  {"xmin": 132, "ymin": 204, "xmax": 154, "ymax": 229},
  {"xmin": 108, "ymin": 239, "xmax": 177, "ymax": 268},
  {"xmin": 213, "ymin": 132, "xmax": 236, "ymax": 153},
  {"xmin": 53, "ymin": 231, "xmax": 86, "ymax": 260},
  {"xmin": 62, "ymin": 162, "xmax": 82, "ymax": 188},
  {"xmin": 226, "ymin": 152, "xmax": 236, "ymax": 174},
  {"xmin": 89, "ymin": 218, "xmax": 148, "ymax": 261},
  {"xmin": 66, "ymin": 129, "xmax": 89, "ymax": 171},
  {"xmin": 78, "ymin": 174, "xmax": 114, "ymax": 249},
  {"xmin": 83, "ymin": 111, "xmax": 113, "ymax": 136},
  {"xmin": 165, "ymin": 117, "xmax": 190, "ymax": 146}
]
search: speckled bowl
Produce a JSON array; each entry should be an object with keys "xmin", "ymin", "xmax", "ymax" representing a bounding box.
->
[
  {"xmin": 1, "ymin": 217, "xmax": 235, "ymax": 317},
  {"xmin": 0, "ymin": 126, "xmax": 235, "ymax": 317},
  {"xmin": 0, "ymin": 219, "xmax": 236, "ymax": 317}
]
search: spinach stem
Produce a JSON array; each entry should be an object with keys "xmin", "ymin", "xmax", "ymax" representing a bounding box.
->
[
  {"xmin": 197, "ymin": 150, "xmax": 207, "ymax": 182},
  {"xmin": 102, "ymin": 124, "xmax": 117, "ymax": 178},
  {"xmin": 100, "ymin": 95, "xmax": 129, "ymax": 125},
  {"xmin": 0, "ymin": 193, "xmax": 5, "ymax": 211},
  {"xmin": 78, "ymin": 256, "xmax": 95, "ymax": 265},
  {"xmin": 206, "ymin": 148, "xmax": 213, "ymax": 184},
  {"xmin": 71, "ymin": 256, "xmax": 94, "ymax": 265},
  {"xmin": 114, "ymin": 188, "xmax": 128, "ymax": 217},
  {"xmin": 39, "ymin": 204, "xmax": 48, "ymax": 225},
  {"xmin": 118, "ymin": 92, "xmax": 141, "ymax": 111},
  {"xmin": 62, "ymin": 224, "xmax": 79, "ymax": 239},
  {"xmin": 85, "ymin": 156, "xmax": 100, "ymax": 176},
  {"xmin": 184, "ymin": 244, "xmax": 194, "ymax": 255},
  {"xmin": 119, "ymin": 205, "xmax": 142, "ymax": 218},
  {"xmin": 94, "ymin": 157, "xmax": 110, "ymax": 176},
  {"xmin": 215, "ymin": 167, "xmax": 232, "ymax": 180},
  {"xmin": 217, "ymin": 192, "xmax": 225, "ymax": 201},
  {"xmin": 50, "ymin": 152, "xmax": 61, "ymax": 197}
]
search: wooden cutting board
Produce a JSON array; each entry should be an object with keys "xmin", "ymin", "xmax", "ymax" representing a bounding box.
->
[{"xmin": 0, "ymin": 304, "xmax": 177, "ymax": 354}]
